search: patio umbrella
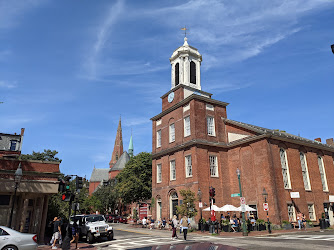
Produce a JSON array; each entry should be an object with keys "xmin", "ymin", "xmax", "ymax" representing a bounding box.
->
[
  {"xmin": 236, "ymin": 205, "xmax": 257, "ymax": 212},
  {"xmin": 220, "ymin": 204, "xmax": 239, "ymax": 212},
  {"xmin": 203, "ymin": 205, "xmax": 223, "ymax": 211}
]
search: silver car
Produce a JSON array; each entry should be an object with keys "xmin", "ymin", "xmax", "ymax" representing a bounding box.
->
[{"xmin": 0, "ymin": 226, "xmax": 37, "ymax": 250}]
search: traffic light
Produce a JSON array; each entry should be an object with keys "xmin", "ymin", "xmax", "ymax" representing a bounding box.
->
[
  {"xmin": 331, "ymin": 44, "xmax": 334, "ymax": 54},
  {"xmin": 58, "ymin": 178, "xmax": 65, "ymax": 193},
  {"xmin": 64, "ymin": 175, "xmax": 71, "ymax": 190},
  {"xmin": 76, "ymin": 177, "xmax": 83, "ymax": 190},
  {"xmin": 61, "ymin": 192, "xmax": 73, "ymax": 202}
]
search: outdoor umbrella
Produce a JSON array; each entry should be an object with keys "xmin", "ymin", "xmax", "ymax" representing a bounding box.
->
[
  {"xmin": 236, "ymin": 205, "xmax": 257, "ymax": 212},
  {"xmin": 203, "ymin": 205, "xmax": 223, "ymax": 211},
  {"xmin": 220, "ymin": 204, "xmax": 239, "ymax": 212}
]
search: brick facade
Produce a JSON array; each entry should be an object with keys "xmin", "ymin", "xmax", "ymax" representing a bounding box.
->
[{"xmin": 150, "ymin": 39, "xmax": 334, "ymax": 226}]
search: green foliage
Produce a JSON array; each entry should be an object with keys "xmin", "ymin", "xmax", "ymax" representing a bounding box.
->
[
  {"xmin": 221, "ymin": 219, "xmax": 230, "ymax": 226},
  {"xmin": 256, "ymin": 219, "xmax": 265, "ymax": 225},
  {"xmin": 282, "ymin": 220, "xmax": 290, "ymax": 225},
  {"xmin": 91, "ymin": 180, "xmax": 119, "ymax": 214},
  {"xmin": 83, "ymin": 195, "xmax": 103, "ymax": 213},
  {"xmin": 20, "ymin": 149, "xmax": 62, "ymax": 162},
  {"xmin": 176, "ymin": 189, "xmax": 198, "ymax": 218},
  {"xmin": 116, "ymin": 152, "xmax": 152, "ymax": 204}
]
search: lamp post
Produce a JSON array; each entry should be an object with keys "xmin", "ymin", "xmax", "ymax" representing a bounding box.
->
[
  {"xmin": 8, "ymin": 163, "xmax": 22, "ymax": 228},
  {"xmin": 236, "ymin": 168, "xmax": 248, "ymax": 236},
  {"xmin": 262, "ymin": 188, "xmax": 272, "ymax": 234}
]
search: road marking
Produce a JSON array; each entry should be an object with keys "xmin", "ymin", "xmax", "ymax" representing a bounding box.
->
[{"xmin": 115, "ymin": 228, "xmax": 151, "ymax": 235}]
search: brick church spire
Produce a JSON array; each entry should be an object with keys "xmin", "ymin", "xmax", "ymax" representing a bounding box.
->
[{"xmin": 109, "ymin": 117, "xmax": 123, "ymax": 168}]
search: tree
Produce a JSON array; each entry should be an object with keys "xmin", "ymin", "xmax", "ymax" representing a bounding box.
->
[
  {"xmin": 176, "ymin": 189, "xmax": 198, "ymax": 218},
  {"xmin": 92, "ymin": 180, "xmax": 119, "ymax": 214},
  {"xmin": 116, "ymin": 152, "xmax": 152, "ymax": 204},
  {"xmin": 20, "ymin": 149, "xmax": 62, "ymax": 162}
]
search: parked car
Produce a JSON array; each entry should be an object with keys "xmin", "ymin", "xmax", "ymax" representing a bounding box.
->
[
  {"xmin": 70, "ymin": 214, "xmax": 113, "ymax": 244},
  {"xmin": 119, "ymin": 216, "xmax": 127, "ymax": 224},
  {"xmin": 105, "ymin": 214, "xmax": 117, "ymax": 223},
  {"xmin": 0, "ymin": 226, "xmax": 38, "ymax": 250}
]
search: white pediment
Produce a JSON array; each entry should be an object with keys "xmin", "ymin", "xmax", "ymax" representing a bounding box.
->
[{"xmin": 228, "ymin": 132, "xmax": 250, "ymax": 143}]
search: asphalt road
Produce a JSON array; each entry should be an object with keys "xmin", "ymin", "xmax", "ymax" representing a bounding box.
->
[{"xmin": 93, "ymin": 223, "xmax": 334, "ymax": 250}]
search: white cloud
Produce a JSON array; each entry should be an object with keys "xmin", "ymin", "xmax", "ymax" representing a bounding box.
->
[{"xmin": 0, "ymin": 80, "xmax": 17, "ymax": 88}]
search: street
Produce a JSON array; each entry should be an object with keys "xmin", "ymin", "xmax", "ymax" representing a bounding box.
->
[{"xmin": 90, "ymin": 223, "xmax": 334, "ymax": 250}]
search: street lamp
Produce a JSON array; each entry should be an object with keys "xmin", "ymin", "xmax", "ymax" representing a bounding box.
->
[
  {"xmin": 262, "ymin": 188, "xmax": 272, "ymax": 234},
  {"xmin": 331, "ymin": 44, "xmax": 334, "ymax": 54},
  {"xmin": 8, "ymin": 163, "xmax": 22, "ymax": 228},
  {"xmin": 236, "ymin": 168, "xmax": 248, "ymax": 236},
  {"xmin": 197, "ymin": 188, "xmax": 202, "ymax": 220}
]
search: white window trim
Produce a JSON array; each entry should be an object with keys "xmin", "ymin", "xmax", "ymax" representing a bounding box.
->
[
  {"xmin": 169, "ymin": 123, "xmax": 175, "ymax": 143},
  {"xmin": 288, "ymin": 204, "xmax": 296, "ymax": 221},
  {"xmin": 207, "ymin": 116, "xmax": 216, "ymax": 136},
  {"xmin": 183, "ymin": 103, "xmax": 190, "ymax": 112},
  {"xmin": 156, "ymin": 130, "xmax": 161, "ymax": 148},
  {"xmin": 206, "ymin": 104, "xmax": 214, "ymax": 111},
  {"xmin": 318, "ymin": 155, "xmax": 328, "ymax": 191},
  {"xmin": 209, "ymin": 155, "xmax": 219, "ymax": 177},
  {"xmin": 170, "ymin": 160, "xmax": 176, "ymax": 181},
  {"xmin": 280, "ymin": 148, "xmax": 292, "ymax": 189},
  {"xmin": 300, "ymin": 152, "xmax": 311, "ymax": 191},
  {"xmin": 308, "ymin": 204, "xmax": 316, "ymax": 221},
  {"xmin": 157, "ymin": 164, "xmax": 162, "ymax": 183},
  {"xmin": 185, "ymin": 155, "xmax": 192, "ymax": 178},
  {"xmin": 184, "ymin": 116, "xmax": 191, "ymax": 137},
  {"xmin": 156, "ymin": 119, "xmax": 162, "ymax": 126}
]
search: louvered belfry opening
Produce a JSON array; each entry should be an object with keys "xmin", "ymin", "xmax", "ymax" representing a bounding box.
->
[
  {"xmin": 175, "ymin": 63, "xmax": 179, "ymax": 86},
  {"xmin": 190, "ymin": 61, "xmax": 196, "ymax": 85}
]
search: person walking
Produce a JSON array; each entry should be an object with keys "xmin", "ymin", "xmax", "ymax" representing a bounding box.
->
[
  {"xmin": 171, "ymin": 215, "xmax": 178, "ymax": 239},
  {"xmin": 51, "ymin": 217, "xmax": 61, "ymax": 249},
  {"xmin": 180, "ymin": 215, "xmax": 190, "ymax": 241},
  {"xmin": 297, "ymin": 212, "xmax": 303, "ymax": 230}
]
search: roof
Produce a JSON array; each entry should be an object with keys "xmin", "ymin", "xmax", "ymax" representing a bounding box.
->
[
  {"xmin": 90, "ymin": 168, "xmax": 109, "ymax": 182},
  {"xmin": 223, "ymin": 118, "xmax": 334, "ymax": 150},
  {"xmin": 170, "ymin": 37, "xmax": 202, "ymax": 62},
  {"xmin": 110, "ymin": 151, "xmax": 130, "ymax": 171}
]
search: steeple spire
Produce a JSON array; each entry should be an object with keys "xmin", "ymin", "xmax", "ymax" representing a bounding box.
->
[
  {"xmin": 128, "ymin": 130, "xmax": 134, "ymax": 158},
  {"xmin": 109, "ymin": 117, "xmax": 123, "ymax": 167}
]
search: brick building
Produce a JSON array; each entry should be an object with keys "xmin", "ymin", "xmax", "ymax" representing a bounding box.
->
[
  {"xmin": 0, "ymin": 129, "xmax": 60, "ymax": 243},
  {"xmin": 151, "ymin": 37, "xmax": 334, "ymax": 226}
]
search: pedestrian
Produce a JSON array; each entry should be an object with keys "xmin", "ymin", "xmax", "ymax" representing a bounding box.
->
[
  {"xmin": 180, "ymin": 215, "xmax": 190, "ymax": 240},
  {"xmin": 297, "ymin": 212, "xmax": 303, "ymax": 230},
  {"xmin": 162, "ymin": 218, "xmax": 167, "ymax": 229},
  {"xmin": 142, "ymin": 217, "xmax": 147, "ymax": 228},
  {"xmin": 149, "ymin": 217, "xmax": 155, "ymax": 230},
  {"xmin": 70, "ymin": 221, "xmax": 79, "ymax": 248},
  {"xmin": 171, "ymin": 215, "xmax": 178, "ymax": 239},
  {"xmin": 230, "ymin": 217, "xmax": 237, "ymax": 232},
  {"xmin": 51, "ymin": 217, "xmax": 61, "ymax": 249},
  {"xmin": 302, "ymin": 214, "xmax": 307, "ymax": 230}
]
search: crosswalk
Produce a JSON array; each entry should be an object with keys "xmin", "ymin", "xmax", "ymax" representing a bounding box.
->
[
  {"xmin": 255, "ymin": 234, "xmax": 334, "ymax": 241},
  {"xmin": 93, "ymin": 235, "xmax": 228, "ymax": 249}
]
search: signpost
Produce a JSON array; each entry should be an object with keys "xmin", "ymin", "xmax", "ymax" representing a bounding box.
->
[
  {"xmin": 199, "ymin": 202, "xmax": 203, "ymax": 208},
  {"xmin": 240, "ymin": 197, "xmax": 246, "ymax": 205},
  {"xmin": 263, "ymin": 203, "xmax": 269, "ymax": 211},
  {"xmin": 290, "ymin": 192, "xmax": 300, "ymax": 199},
  {"xmin": 231, "ymin": 193, "xmax": 240, "ymax": 197}
]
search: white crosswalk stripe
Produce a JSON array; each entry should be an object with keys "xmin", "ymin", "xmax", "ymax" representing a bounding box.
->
[{"xmin": 255, "ymin": 234, "xmax": 334, "ymax": 241}]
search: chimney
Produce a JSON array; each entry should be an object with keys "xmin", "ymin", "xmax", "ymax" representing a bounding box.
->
[
  {"xmin": 326, "ymin": 138, "xmax": 334, "ymax": 146},
  {"xmin": 314, "ymin": 138, "xmax": 322, "ymax": 142},
  {"xmin": 21, "ymin": 128, "xmax": 25, "ymax": 136}
]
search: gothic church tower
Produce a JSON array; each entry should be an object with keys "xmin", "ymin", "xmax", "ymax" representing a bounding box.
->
[{"xmin": 109, "ymin": 117, "xmax": 124, "ymax": 168}]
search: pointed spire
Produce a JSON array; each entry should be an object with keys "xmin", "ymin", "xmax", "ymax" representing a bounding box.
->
[
  {"xmin": 109, "ymin": 116, "xmax": 124, "ymax": 167},
  {"xmin": 128, "ymin": 130, "xmax": 134, "ymax": 158},
  {"xmin": 183, "ymin": 37, "xmax": 189, "ymax": 46}
]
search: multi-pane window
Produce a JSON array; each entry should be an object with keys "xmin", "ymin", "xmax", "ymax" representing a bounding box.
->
[
  {"xmin": 300, "ymin": 152, "xmax": 311, "ymax": 190},
  {"xmin": 280, "ymin": 148, "xmax": 291, "ymax": 189},
  {"xmin": 156, "ymin": 130, "xmax": 161, "ymax": 148},
  {"xmin": 287, "ymin": 204, "xmax": 296, "ymax": 221},
  {"xmin": 10, "ymin": 141, "xmax": 17, "ymax": 151},
  {"xmin": 169, "ymin": 124, "xmax": 175, "ymax": 143},
  {"xmin": 184, "ymin": 116, "xmax": 191, "ymax": 137},
  {"xmin": 318, "ymin": 155, "xmax": 328, "ymax": 191},
  {"xmin": 308, "ymin": 204, "xmax": 316, "ymax": 221},
  {"xmin": 170, "ymin": 160, "xmax": 176, "ymax": 180},
  {"xmin": 207, "ymin": 117, "xmax": 215, "ymax": 136},
  {"xmin": 209, "ymin": 156, "xmax": 218, "ymax": 177},
  {"xmin": 185, "ymin": 155, "xmax": 192, "ymax": 177},
  {"xmin": 157, "ymin": 164, "xmax": 162, "ymax": 183}
]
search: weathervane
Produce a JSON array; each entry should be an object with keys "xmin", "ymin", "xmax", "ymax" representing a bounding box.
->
[{"xmin": 181, "ymin": 26, "xmax": 188, "ymax": 37}]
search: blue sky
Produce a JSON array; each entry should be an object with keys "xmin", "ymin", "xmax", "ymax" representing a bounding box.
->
[{"xmin": 1, "ymin": 0, "xmax": 333, "ymax": 179}]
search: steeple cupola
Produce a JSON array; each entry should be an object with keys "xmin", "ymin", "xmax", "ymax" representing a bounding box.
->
[{"xmin": 170, "ymin": 37, "xmax": 202, "ymax": 91}]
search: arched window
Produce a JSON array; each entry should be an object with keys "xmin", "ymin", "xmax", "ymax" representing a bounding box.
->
[
  {"xmin": 175, "ymin": 63, "xmax": 179, "ymax": 86},
  {"xmin": 190, "ymin": 61, "xmax": 196, "ymax": 85}
]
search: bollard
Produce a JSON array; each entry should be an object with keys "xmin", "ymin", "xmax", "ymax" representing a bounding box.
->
[{"xmin": 319, "ymin": 218, "xmax": 326, "ymax": 232}]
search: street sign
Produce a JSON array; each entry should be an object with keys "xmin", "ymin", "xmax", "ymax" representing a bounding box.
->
[
  {"xmin": 199, "ymin": 202, "xmax": 203, "ymax": 208},
  {"xmin": 231, "ymin": 193, "xmax": 240, "ymax": 197},
  {"xmin": 240, "ymin": 197, "xmax": 246, "ymax": 205},
  {"xmin": 241, "ymin": 204, "xmax": 246, "ymax": 213},
  {"xmin": 263, "ymin": 203, "xmax": 269, "ymax": 211},
  {"xmin": 290, "ymin": 192, "xmax": 300, "ymax": 198}
]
